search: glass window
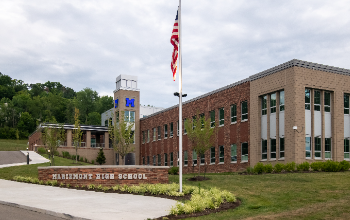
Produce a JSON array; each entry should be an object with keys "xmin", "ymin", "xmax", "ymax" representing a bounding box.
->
[
  {"xmin": 104, "ymin": 120, "xmax": 108, "ymax": 127},
  {"xmin": 219, "ymin": 146, "xmax": 224, "ymax": 163},
  {"xmin": 280, "ymin": 91, "xmax": 284, "ymax": 111},
  {"xmin": 164, "ymin": 124, "xmax": 168, "ymax": 138},
  {"xmin": 324, "ymin": 92, "xmax": 331, "ymax": 112},
  {"xmin": 262, "ymin": 95, "xmax": 267, "ymax": 115},
  {"xmin": 270, "ymin": 139, "xmax": 276, "ymax": 159},
  {"xmin": 170, "ymin": 152, "xmax": 173, "ymax": 166},
  {"xmin": 262, "ymin": 140, "xmax": 267, "ymax": 160},
  {"xmin": 231, "ymin": 144, "xmax": 237, "ymax": 162},
  {"xmin": 231, "ymin": 104, "xmax": 237, "ymax": 123},
  {"xmin": 305, "ymin": 89, "xmax": 311, "ymax": 110},
  {"xmin": 345, "ymin": 95, "xmax": 349, "ymax": 115},
  {"xmin": 153, "ymin": 128, "xmax": 156, "ymax": 141},
  {"xmin": 147, "ymin": 130, "xmax": 150, "ymax": 143},
  {"xmin": 200, "ymin": 153, "xmax": 205, "ymax": 164},
  {"xmin": 241, "ymin": 143, "xmax": 248, "ymax": 161},
  {"xmin": 344, "ymin": 139, "xmax": 349, "ymax": 160},
  {"xmin": 210, "ymin": 110, "xmax": 215, "ymax": 127},
  {"xmin": 142, "ymin": 131, "xmax": 145, "ymax": 144},
  {"xmin": 158, "ymin": 154, "xmax": 161, "ymax": 166},
  {"xmin": 143, "ymin": 157, "xmax": 145, "ymax": 165},
  {"xmin": 325, "ymin": 138, "xmax": 332, "ymax": 159},
  {"xmin": 192, "ymin": 116, "xmax": 196, "ymax": 130},
  {"xmin": 164, "ymin": 153, "xmax": 168, "ymax": 166},
  {"xmin": 124, "ymin": 111, "xmax": 135, "ymax": 122},
  {"xmin": 184, "ymin": 118, "xmax": 187, "ymax": 134},
  {"xmin": 314, "ymin": 90, "xmax": 321, "ymax": 111},
  {"xmin": 200, "ymin": 113, "xmax": 205, "ymax": 129},
  {"xmin": 315, "ymin": 137, "xmax": 321, "ymax": 159},
  {"xmin": 219, "ymin": 108, "xmax": 224, "ymax": 126},
  {"xmin": 242, "ymin": 101, "xmax": 248, "ymax": 121},
  {"xmin": 158, "ymin": 126, "xmax": 161, "ymax": 140},
  {"xmin": 305, "ymin": 137, "xmax": 311, "ymax": 158},
  {"xmin": 184, "ymin": 151, "xmax": 188, "ymax": 166},
  {"xmin": 210, "ymin": 147, "xmax": 215, "ymax": 164},
  {"xmin": 170, "ymin": 122, "xmax": 173, "ymax": 137},
  {"xmin": 192, "ymin": 150, "xmax": 197, "ymax": 165},
  {"xmin": 153, "ymin": 156, "xmax": 156, "ymax": 166},
  {"xmin": 130, "ymin": 130, "xmax": 135, "ymax": 144},
  {"xmin": 270, "ymin": 93, "xmax": 276, "ymax": 113},
  {"xmin": 147, "ymin": 156, "xmax": 149, "ymax": 165},
  {"xmin": 116, "ymin": 111, "xmax": 119, "ymax": 122},
  {"xmin": 280, "ymin": 138, "xmax": 284, "ymax": 158}
]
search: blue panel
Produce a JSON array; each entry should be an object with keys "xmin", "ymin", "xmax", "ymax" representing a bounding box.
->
[{"xmin": 114, "ymin": 99, "xmax": 118, "ymax": 108}]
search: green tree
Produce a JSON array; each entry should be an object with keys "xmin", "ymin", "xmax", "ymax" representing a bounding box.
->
[
  {"xmin": 96, "ymin": 95, "xmax": 113, "ymax": 114},
  {"xmin": 76, "ymin": 88, "xmax": 99, "ymax": 124},
  {"xmin": 184, "ymin": 112, "xmax": 219, "ymax": 176},
  {"xmin": 108, "ymin": 110, "xmax": 135, "ymax": 165},
  {"xmin": 41, "ymin": 122, "xmax": 66, "ymax": 166},
  {"xmin": 87, "ymin": 112, "xmax": 101, "ymax": 125},
  {"xmin": 17, "ymin": 112, "xmax": 35, "ymax": 138},
  {"xmin": 96, "ymin": 148, "xmax": 106, "ymax": 165},
  {"xmin": 72, "ymin": 108, "xmax": 83, "ymax": 164}
]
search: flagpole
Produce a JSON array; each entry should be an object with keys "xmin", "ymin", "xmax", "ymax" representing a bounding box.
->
[{"xmin": 178, "ymin": 0, "xmax": 183, "ymax": 193}]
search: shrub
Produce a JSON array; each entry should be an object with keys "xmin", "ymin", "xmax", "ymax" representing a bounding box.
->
[
  {"xmin": 254, "ymin": 162, "xmax": 265, "ymax": 174},
  {"xmin": 80, "ymin": 157, "xmax": 84, "ymax": 162},
  {"xmin": 54, "ymin": 151, "xmax": 59, "ymax": 156},
  {"xmin": 85, "ymin": 158, "xmax": 88, "ymax": 163},
  {"xmin": 168, "ymin": 166, "xmax": 179, "ymax": 175},
  {"xmin": 246, "ymin": 166, "xmax": 254, "ymax": 174},
  {"xmin": 322, "ymin": 160, "xmax": 341, "ymax": 172},
  {"xmin": 339, "ymin": 160, "xmax": 350, "ymax": 171},
  {"xmin": 310, "ymin": 162, "xmax": 323, "ymax": 171},
  {"xmin": 273, "ymin": 163, "xmax": 284, "ymax": 173},
  {"xmin": 91, "ymin": 160, "xmax": 95, "ymax": 165},
  {"xmin": 285, "ymin": 162, "xmax": 296, "ymax": 172},
  {"xmin": 102, "ymin": 186, "xmax": 110, "ymax": 191},
  {"xmin": 264, "ymin": 164, "xmax": 273, "ymax": 173},
  {"xmin": 97, "ymin": 185, "xmax": 103, "ymax": 190},
  {"xmin": 88, "ymin": 184, "xmax": 95, "ymax": 189},
  {"xmin": 96, "ymin": 149, "xmax": 106, "ymax": 165},
  {"xmin": 297, "ymin": 162, "xmax": 310, "ymax": 171},
  {"xmin": 38, "ymin": 148, "xmax": 46, "ymax": 155}
]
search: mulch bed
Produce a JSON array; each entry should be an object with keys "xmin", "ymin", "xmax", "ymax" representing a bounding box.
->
[{"xmin": 187, "ymin": 176, "xmax": 210, "ymax": 181}]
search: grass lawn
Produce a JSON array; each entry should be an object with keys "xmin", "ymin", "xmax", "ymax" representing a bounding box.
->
[
  {"xmin": 169, "ymin": 172, "xmax": 350, "ymax": 219},
  {"xmin": 0, "ymin": 154, "xmax": 91, "ymax": 180},
  {"xmin": 0, "ymin": 139, "xmax": 28, "ymax": 151}
]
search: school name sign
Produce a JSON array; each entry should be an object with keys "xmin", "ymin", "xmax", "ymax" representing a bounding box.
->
[{"xmin": 38, "ymin": 165, "xmax": 169, "ymax": 186}]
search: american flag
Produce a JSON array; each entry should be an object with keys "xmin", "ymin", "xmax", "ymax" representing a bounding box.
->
[{"xmin": 170, "ymin": 10, "xmax": 179, "ymax": 81}]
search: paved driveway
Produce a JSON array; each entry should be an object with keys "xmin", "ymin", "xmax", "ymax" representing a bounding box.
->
[{"xmin": 0, "ymin": 179, "xmax": 176, "ymax": 220}]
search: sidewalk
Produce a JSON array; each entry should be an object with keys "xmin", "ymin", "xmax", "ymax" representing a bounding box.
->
[
  {"xmin": 0, "ymin": 179, "xmax": 176, "ymax": 220},
  {"xmin": 0, "ymin": 151, "xmax": 49, "ymax": 168}
]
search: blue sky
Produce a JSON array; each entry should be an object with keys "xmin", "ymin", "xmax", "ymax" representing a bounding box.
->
[{"xmin": 1, "ymin": 0, "xmax": 350, "ymax": 108}]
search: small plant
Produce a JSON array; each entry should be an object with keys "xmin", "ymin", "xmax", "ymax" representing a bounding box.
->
[
  {"xmin": 97, "ymin": 185, "xmax": 103, "ymax": 190},
  {"xmin": 168, "ymin": 167, "xmax": 179, "ymax": 175},
  {"xmin": 60, "ymin": 182, "xmax": 65, "ymax": 187},
  {"xmin": 85, "ymin": 158, "xmax": 88, "ymax": 163},
  {"xmin": 322, "ymin": 160, "xmax": 341, "ymax": 172},
  {"xmin": 254, "ymin": 162, "xmax": 265, "ymax": 174},
  {"xmin": 80, "ymin": 156, "xmax": 84, "ymax": 162},
  {"xmin": 75, "ymin": 184, "xmax": 80, "ymax": 188},
  {"xmin": 297, "ymin": 162, "xmax": 310, "ymax": 171},
  {"xmin": 273, "ymin": 163, "xmax": 284, "ymax": 173},
  {"xmin": 310, "ymin": 162, "xmax": 323, "ymax": 171},
  {"xmin": 91, "ymin": 160, "xmax": 95, "ymax": 165},
  {"xmin": 264, "ymin": 164, "xmax": 273, "ymax": 173},
  {"xmin": 96, "ymin": 148, "xmax": 106, "ymax": 165},
  {"xmin": 54, "ymin": 151, "xmax": 59, "ymax": 156},
  {"xmin": 66, "ymin": 183, "xmax": 71, "ymax": 188},
  {"xmin": 339, "ymin": 160, "xmax": 350, "ymax": 171},
  {"xmin": 284, "ymin": 162, "xmax": 296, "ymax": 172},
  {"xmin": 88, "ymin": 184, "xmax": 96, "ymax": 189},
  {"xmin": 112, "ymin": 185, "xmax": 119, "ymax": 191},
  {"xmin": 246, "ymin": 166, "xmax": 254, "ymax": 174},
  {"xmin": 38, "ymin": 148, "xmax": 46, "ymax": 155},
  {"xmin": 102, "ymin": 186, "xmax": 110, "ymax": 191},
  {"xmin": 39, "ymin": 180, "xmax": 44, "ymax": 185}
]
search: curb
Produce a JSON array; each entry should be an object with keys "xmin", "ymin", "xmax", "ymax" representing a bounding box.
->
[{"xmin": 0, "ymin": 200, "xmax": 90, "ymax": 220}]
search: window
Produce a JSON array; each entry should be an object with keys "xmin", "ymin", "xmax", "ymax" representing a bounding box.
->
[
  {"xmin": 184, "ymin": 119, "xmax": 187, "ymax": 134},
  {"xmin": 305, "ymin": 137, "xmax": 311, "ymax": 158},
  {"xmin": 170, "ymin": 122, "xmax": 173, "ymax": 137},
  {"xmin": 142, "ymin": 131, "xmax": 145, "ymax": 144},
  {"xmin": 153, "ymin": 156, "xmax": 156, "ymax": 166},
  {"xmin": 231, "ymin": 104, "xmax": 237, "ymax": 123},
  {"xmin": 219, "ymin": 146, "xmax": 224, "ymax": 163},
  {"xmin": 210, "ymin": 110, "xmax": 215, "ymax": 127},
  {"xmin": 130, "ymin": 130, "xmax": 135, "ymax": 144},
  {"xmin": 164, "ymin": 153, "xmax": 168, "ymax": 166},
  {"xmin": 345, "ymin": 95, "xmax": 349, "ymax": 114},
  {"xmin": 177, "ymin": 121, "xmax": 179, "ymax": 136},
  {"xmin": 143, "ymin": 157, "xmax": 145, "ymax": 165},
  {"xmin": 210, "ymin": 147, "xmax": 215, "ymax": 164},
  {"xmin": 280, "ymin": 91, "xmax": 284, "ymax": 111},
  {"xmin": 262, "ymin": 140, "xmax": 267, "ymax": 160},
  {"xmin": 241, "ymin": 101, "xmax": 248, "ymax": 121},
  {"xmin": 147, "ymin": 156, "xmax": 149, "ymax": 165},
  {"xmin": 147, "ymin": 130, "xmax": 150, "ymax": 143},
  {"xmin": 324, "ymin": 92, "xmax": 331, "ymax": 112},
  {"xmin": 192, "ymin": 150, "xmax": 197, "ymax": 165},
  {"xmin": 231, "ymin": 144, "xmax": 237, "ymax": 162},
  {"xmin": 164, "ymin": 124, "xmax": 168, "ymax": 138},
  {"xmin": 104, "ymin": 120, "xmax": 108, "ymax": 127},
  {"xmin": 192, "ymin": 116, "xmax": 196, "ymax": 130},
  {"xmin": 153, "ymin": 128, "xmax": 156, "ymax": 141},
  {"xmin": 315, "ymin": 137, "xmax": 321, "ymax": 159},
  {"xmin": 158, "ymin": 154, "xmax": 161, "ymax": 166},
  {"xmin": 200, "ymin": 113, "xmax": 205, "ymax": 129},
  {"xmin": 115, "ymin": 112, "xmax": 119, "ymax": 122},
  {"xmin": 280, "ymin": 138, "xmax": 284, "ymax": 158},
  {"xmin": 158, "ymin": 126, "xmax": 161, "ymax": 140},
  {"xmin": 314, "ymin": 90, "xmax": 321, "ymax": 111},
  {"xmin": 200, "ymin": 154, "xmax": 205, "ymax": 164},
  {"xmin": 262, "ymin": 95, "xmax": 267, "ymax": 115},
  {"xmin": 325, "ymin": 138, "xmax": 331, "ymax": 159},
  {"xmin": 344, "ymin": 139, "xmax": 349, "ymax": 160},
  {"xmin": 170, "ymin": 152, "xmax": 173, "ymax": 166},
  {"xmin": 184, "ymin": 151, "xmax": 188, "ymax": 166},
  {"xmin": 270, "ymin": 139, "xmax": 276, "ymax": 159},
  {"xmin": 241, "ymin": 143, "xmax": 248, "ymax": 161},
  {"xmin": 270, "ymin": 93, "xmax": 276, "ymax": 113},
  {"xmin": 219, "ymin": 108, "xmax": 224, "ymax": 126},
  {"xmin": 305, "ymin": 89, "xmax": 311, "ymax": 110},
  {"xmin": 124, "ymin": 111, "xmax": 135, "ymax": 122}
]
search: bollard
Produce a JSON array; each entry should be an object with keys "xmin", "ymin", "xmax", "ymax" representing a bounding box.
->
[{"xmin": 27, "ymin": 152, "xmax": 29, "ymax": 165}]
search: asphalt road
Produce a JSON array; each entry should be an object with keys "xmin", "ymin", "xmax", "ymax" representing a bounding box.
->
[
  {"xmin": 0, "ymin": 151, "xmax": 27, "ymax": 165},
  {"xmin": 0, "ymin": 203, "xmax": 66, "ymax": 220}
]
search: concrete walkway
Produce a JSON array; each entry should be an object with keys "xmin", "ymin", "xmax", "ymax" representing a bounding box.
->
[
  {"xmin": 0, "ymin": 179, "xmax": 176, "ymax": 220},
  {"xmin": 0, "ymin": 151, "xmax": 49, "ymax": 168}
]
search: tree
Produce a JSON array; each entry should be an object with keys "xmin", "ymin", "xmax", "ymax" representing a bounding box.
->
[
  {"xmin": 87, "ymin": 112, "xmax": 101, "ymax": 125},
  {"xmin": 96, "ymin": 148, "xmax": 106, "ymax": 165},
  {"xmin": 184, "ymin": 112, "xmax": 219, "ymax": 177},
  {"xmin": 41, "ymin": 122, "xmax": 66, "ymax": 166},
  {"xmin": 72, "ymin": 108, "xmax": 83, "ymax": 163},
  {"xmin": 108, "ymin": 110, "xmax": 135, "ymax": 165},
  {"xmin": 76, "ymin": 88, "xmax": 99, "ymax": 124}
]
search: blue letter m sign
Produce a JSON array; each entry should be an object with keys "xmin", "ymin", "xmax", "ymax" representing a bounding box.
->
[{"xmin": 125, "ymin": 98, "xmax": 135, "ymax": 107}]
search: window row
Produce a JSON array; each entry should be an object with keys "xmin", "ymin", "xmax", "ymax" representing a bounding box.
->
[
  {"xmin": 261, "ymin": 138, "xmax": 284, "ymax": 160},
  {"xmin": 262, "ymin": 91, "xmax": 284, "ymax": 115}
]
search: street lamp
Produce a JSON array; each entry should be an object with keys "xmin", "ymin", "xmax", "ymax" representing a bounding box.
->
[
  {"xmin": 26, "ymin": 147, "xmax": 29, "ymax": 165},
  {"xmin": 48, "ymin": 149, "xmax": 51, "ymax": 166},
  {"xmin": 174, "ymin": 92, "xmax": 187, "ymax": 97}
]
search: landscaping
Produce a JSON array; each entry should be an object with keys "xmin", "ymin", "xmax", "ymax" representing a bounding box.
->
[{"xmin": 0, "ymin": 139, "xmax": 28, "ymax": 151}]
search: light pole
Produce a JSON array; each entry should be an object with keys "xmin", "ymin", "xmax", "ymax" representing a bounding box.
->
[
  {"xmin": 26, "ymin": 147, "xmax": 29, "ymax": 165},
  {"xmin": 48, "ymin": 149, "xmax": 51, "ymax": 166}
]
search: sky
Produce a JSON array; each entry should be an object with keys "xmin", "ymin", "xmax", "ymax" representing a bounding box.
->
[{"xmin": 1, "ymin": 0, "xmax": 350, "ymax": 109}]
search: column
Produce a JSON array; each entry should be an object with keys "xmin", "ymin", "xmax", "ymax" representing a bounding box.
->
[
  {"xmin": 67, "ymin": 130, "xmax": 72, "ymax": 147},
  {"xmin": 104, "ymin": 132, "xmax": 109, "ymax": 148},
  {"xmin": 86, "ymin": 131, "xmax": 91, "ymax": 148}
]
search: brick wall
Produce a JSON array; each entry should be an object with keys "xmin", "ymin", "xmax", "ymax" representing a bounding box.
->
[
  {"xmin": 140, "ymin": 82, "xmax": 250, "ymax": 173},
  {"xmin": 38, "ymin": 165, "xmax": 169, "ymax": 186}
]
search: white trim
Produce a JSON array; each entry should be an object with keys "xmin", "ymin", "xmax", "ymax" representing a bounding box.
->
[
  {"xmin": 231, "ymin": 161, "xmax": 237, "ymax": 163},
  {"xmin": 231, "ymin": 122, "xmax": 237, "ymax": 125},
  {"xmin": 240, "ymin": 161, "xmax": 248, "ymax": 163},
  {"xmin": 241, "ymin": 119, "xmax": 248, "ymax": 122}
]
